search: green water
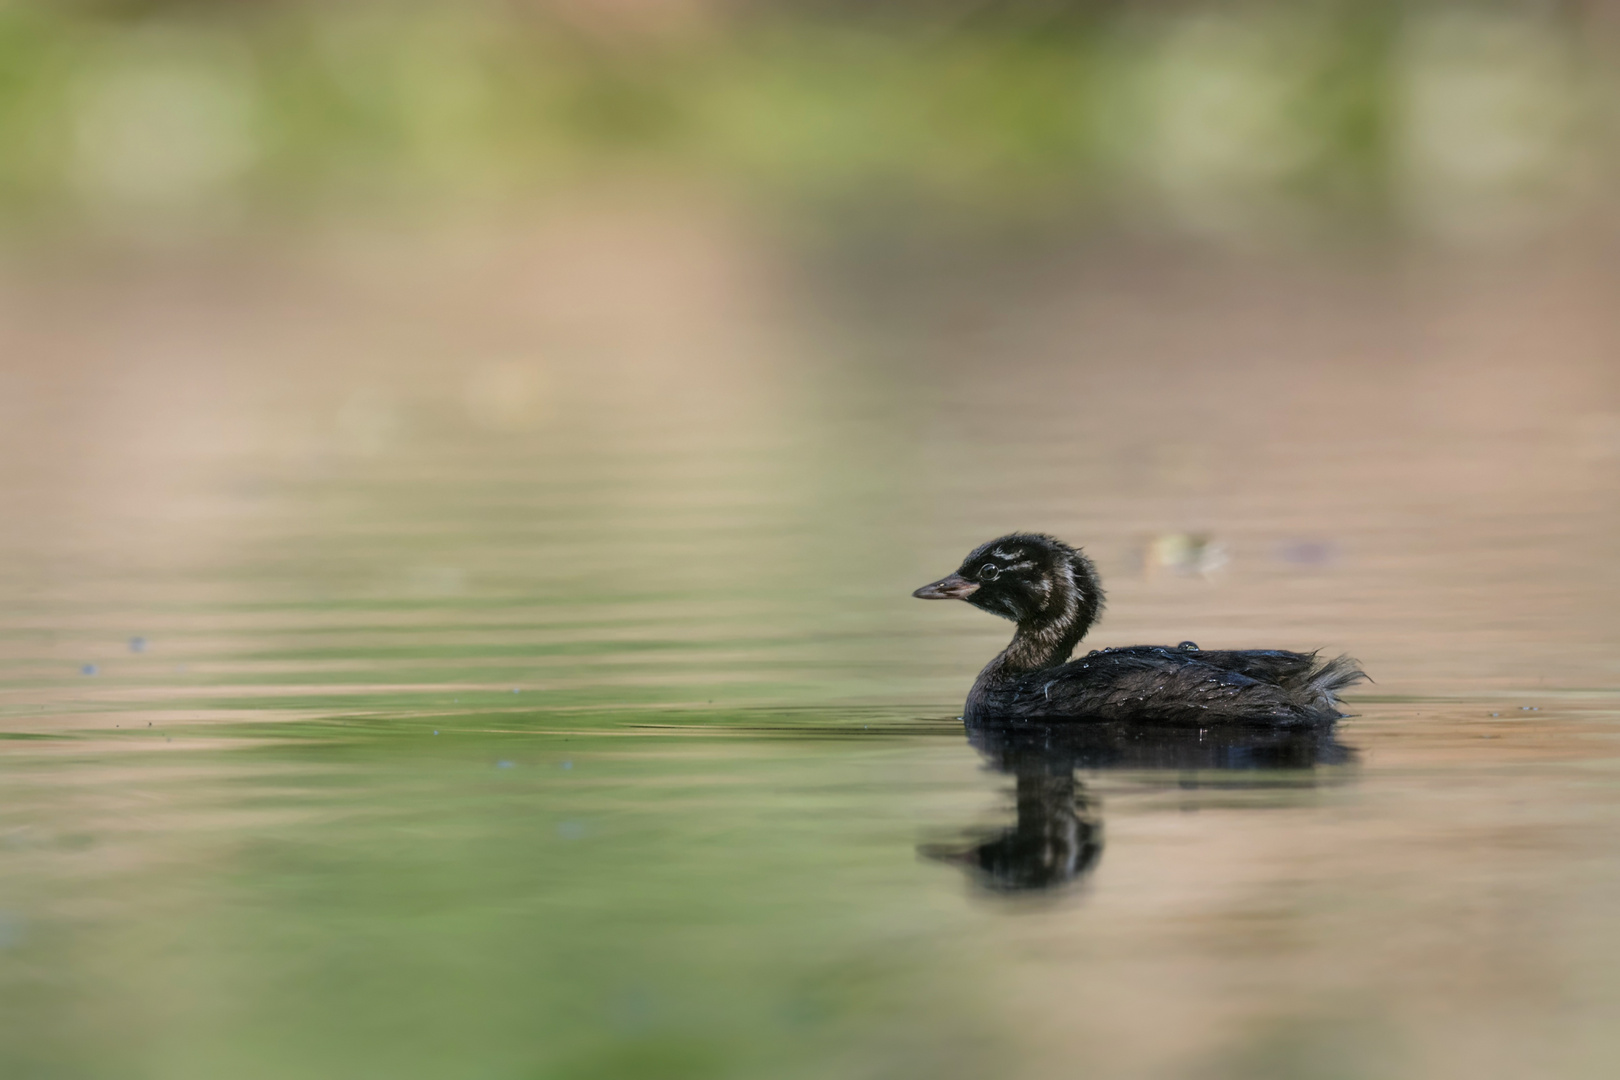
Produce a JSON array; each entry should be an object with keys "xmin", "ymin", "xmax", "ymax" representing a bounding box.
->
[
  {"xmin": 5, "ymin": 230, "xmax": 1620, "ymax": 1079},
  {"xmin": 7, "ymin": 703, "xmax": 1620, "ymax": 1080}
]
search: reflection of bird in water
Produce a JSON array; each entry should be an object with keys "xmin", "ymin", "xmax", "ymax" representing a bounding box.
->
[
  {"xmin": 913, "ymin": 533, "xmax": 1366, "ymax": 725},
  {"xmin": 924, "ymin": 757, "xmax": 1102, "ymax": 894},
  {"xmin": 923, "ymin": 719, "xmax": 1355, "ymax": 896}
]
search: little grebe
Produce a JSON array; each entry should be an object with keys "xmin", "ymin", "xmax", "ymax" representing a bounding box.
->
[{"xmin": 914, "ymin": 533, "xmax": 1365, "ymax": 726}]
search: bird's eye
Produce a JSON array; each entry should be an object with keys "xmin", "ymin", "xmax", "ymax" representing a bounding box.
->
[{"xmin": 979, "ymin": 564, "xmax": 1000, "ymax": 581}]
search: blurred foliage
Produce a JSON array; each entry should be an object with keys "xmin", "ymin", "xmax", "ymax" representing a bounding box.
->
[{"xmin": 0, "ymin": 0, "xmax": 1607, "ymax": 237}]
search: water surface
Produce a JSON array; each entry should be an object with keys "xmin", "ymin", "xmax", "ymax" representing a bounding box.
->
[{"xmin": 3, "ymin": 219, "xmax": 1619, "ymax": 1078}]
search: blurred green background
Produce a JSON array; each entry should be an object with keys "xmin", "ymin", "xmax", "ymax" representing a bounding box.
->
[{"xmin": 0, "ymin": 0, "xmax": 1608, "ymax": 243}]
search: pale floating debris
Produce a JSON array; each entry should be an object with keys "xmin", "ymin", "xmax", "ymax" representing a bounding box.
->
[{"xmin": 1144, "ymin": 533, "xmax": 1227, "ymax": 578}]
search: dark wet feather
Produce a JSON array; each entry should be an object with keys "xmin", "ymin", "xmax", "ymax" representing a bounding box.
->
[{"xmin": 968, "ymin": 647, "xmax": 1366, "ymax": 727}]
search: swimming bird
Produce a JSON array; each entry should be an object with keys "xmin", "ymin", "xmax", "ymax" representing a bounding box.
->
[{"xmin": 913, "ymin": 533, "xmax": 1365, "ymax": 726}]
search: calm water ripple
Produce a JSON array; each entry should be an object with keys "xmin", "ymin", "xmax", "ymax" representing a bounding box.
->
[{"xmin": 4, "ymin": 228, "xmax": 1620, "ymax": 1078}]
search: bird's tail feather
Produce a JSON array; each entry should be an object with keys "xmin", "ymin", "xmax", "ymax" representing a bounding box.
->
[{"xmin": 1305, "ymin": 654, "xmax": 1369, "ymax": 713}]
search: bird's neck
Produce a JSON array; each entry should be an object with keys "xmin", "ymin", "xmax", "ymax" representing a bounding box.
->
[
  {"xmin": 989, "ymin": 611, "xmax": 1090, "ymax": 677},
  {"xmin": 981, "ymin": 560, "xmax": 1102, "ymax": 680}
]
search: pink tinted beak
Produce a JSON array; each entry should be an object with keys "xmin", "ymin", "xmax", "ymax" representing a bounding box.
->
[{"xmin": 912, "ymin": 573, "xmax": 980, "ymax": 600}]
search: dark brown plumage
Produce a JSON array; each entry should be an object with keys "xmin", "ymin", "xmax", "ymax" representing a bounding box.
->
[{"xmin": 913, "ymin": 533, "xmax": 1366, "ymax": 727}]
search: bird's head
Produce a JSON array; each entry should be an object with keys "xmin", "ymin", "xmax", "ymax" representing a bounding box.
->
[{"xmin": 912, "ymin": 532, "xmax": 1103, "ymax": 628}]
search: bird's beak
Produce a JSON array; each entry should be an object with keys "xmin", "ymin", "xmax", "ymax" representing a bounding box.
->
[{"xmin": 912, "ymin": 573, "xmax": 980, "ymax": 600}]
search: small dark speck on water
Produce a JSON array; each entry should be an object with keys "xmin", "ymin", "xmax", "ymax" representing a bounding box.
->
[
  {"xmin": 608, "ymin": 986, "xmax": 654, "ymax": 1031},
  {"xmin": 80, "ymin": 664, "xmax": 97, "ymax": 676},
  {"xmin": 496, "ymin": 760, "xmax": 515, "ymax": 769},
  {"xmin": 128, "ymin": 637, "xmax": 146, "ymax": 653},
  {"xmin": 0, "ymin": 913, "xmax": 27, "ymax": 949}
]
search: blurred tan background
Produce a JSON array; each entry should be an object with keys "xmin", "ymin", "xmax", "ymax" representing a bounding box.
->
[{"xmin": 4, "ymin": 0, "xmax": 1620, "ymax": 708}]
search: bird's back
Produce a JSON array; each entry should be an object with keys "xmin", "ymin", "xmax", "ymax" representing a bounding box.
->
[{"xmin": 968, "ymin": 646, "xmax": 1365, "ymax": 727}]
